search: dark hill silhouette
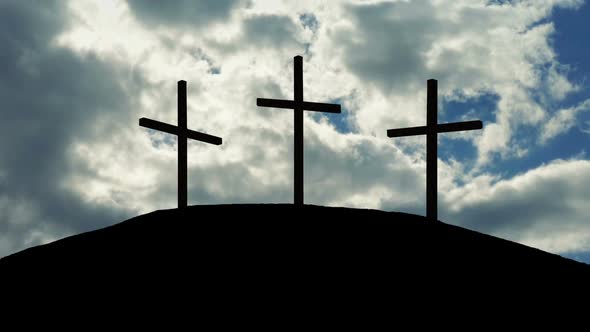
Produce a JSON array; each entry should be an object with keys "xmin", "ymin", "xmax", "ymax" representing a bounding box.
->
[{"xmin": 2, "ymin": 204, "xmax": 589, "ymax": 301}]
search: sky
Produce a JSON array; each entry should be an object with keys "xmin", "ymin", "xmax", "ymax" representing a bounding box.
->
[{"xmin": 1, "ymin": 0, "xmax": 589, "ymax": 263}]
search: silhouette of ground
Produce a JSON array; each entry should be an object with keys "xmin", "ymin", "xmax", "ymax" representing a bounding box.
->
[{"xmin": 2, "ymin": 204, "xmax": 588, "ymax": 300}]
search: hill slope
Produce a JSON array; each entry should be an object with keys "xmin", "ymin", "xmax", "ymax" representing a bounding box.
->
[{"xmin": 2, "ymin": 204, "xmax": 588, "ymax": 293}]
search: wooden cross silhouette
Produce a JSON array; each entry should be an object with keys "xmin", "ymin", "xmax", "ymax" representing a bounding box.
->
[
  {"xmin": 257, "ymin": 55, "xmax": 341, "ymax": 206},
  {"xmin": 387, "ymin": 79, "xmax": 483, "ymax": 221},
  {"xmin": 139, "ymin": 80, "xmax": 222, "ymax": 208}
]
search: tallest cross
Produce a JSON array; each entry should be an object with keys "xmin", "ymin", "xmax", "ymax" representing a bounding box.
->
[{"xmin": 257, "ymin": 56, "xmax": 341, "ymax": 206}]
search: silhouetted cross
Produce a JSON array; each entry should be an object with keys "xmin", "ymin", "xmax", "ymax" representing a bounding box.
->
[
  {"xmin": 257, "ymin": 55, "xmax": 341, "ymax": 206},
  {"xmin": 387, "ymin": 79, "xmax": 483, "ymax": 222},
  {"xmin": 140, "ymin": 80, "xmax": 222, "ymax": 208}
]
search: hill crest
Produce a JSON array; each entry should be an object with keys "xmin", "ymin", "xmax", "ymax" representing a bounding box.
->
[{"xmin": 2, "ymin": 204, "xmax": 588, "ymax": 291}]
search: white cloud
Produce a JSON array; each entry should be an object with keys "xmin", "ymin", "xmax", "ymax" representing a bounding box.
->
[
  {"xmin": 540, "ymin": 98, "xmax": 590, "ymax": 143},
  {"xmin": 546, "ymin": 64, "xmax": 579, "ymax": 100},
  {"xmin": 442, "ymin": 158, "xmax": 590, "ymax": 254},
  {"xmin": 309, "ymin": 0, "xmax": 583, "ymax": 164}
]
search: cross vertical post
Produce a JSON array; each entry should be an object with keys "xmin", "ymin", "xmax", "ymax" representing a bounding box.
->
[
  {"xmin": 294, "ymin": 56, "xmax": 304, "ymax": 206},
  {"xmin": 178, "ymin": 80, "xmax": 188, "ymax": 208},
  {"xmin": 426, "ymin": 79, "xmax": 437, "ymax": 221}
]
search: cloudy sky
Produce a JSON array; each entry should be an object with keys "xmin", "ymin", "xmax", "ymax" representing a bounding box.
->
[{"xmin": 1, "ymin": 0, "xmax": 589, "ymax": 263}]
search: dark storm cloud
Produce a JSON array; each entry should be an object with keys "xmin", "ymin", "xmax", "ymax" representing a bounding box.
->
[
  {"xmin": 335, "ymin": 1, "xmax": 437, "ymax": 94},
  {"xmin": 243, "ymin": 14, "xmax": 299, "ymax": 47},
  {"xmin": 127, "ymin": 0, "xmax": 244, "ymax": 28},
  {"xmin": 206, "ymin": 14, "xmax": 302, "ymax": 53},
  {"xmin": 0, "ymin": 1, "xmax": 143, "ymax": 255}
]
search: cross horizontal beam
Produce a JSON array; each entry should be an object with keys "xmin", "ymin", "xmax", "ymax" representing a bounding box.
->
[
  {"xmin": 387, "ymin": 120, "xmax": 483, "ymax": 138},
  {"xmin": 386, "ymin": 125, "xmax": 427, "ymax": 138},
  {"xmin": 139, "ymin": 117, "xmax": 222, "ymax": 145},
  {"xmin": 256, "ymin": 98, "xmax": 341, "ymax": 114},
  {"xmin": 438, "ymin": 120, "xmax": 483, "ymax": 134}
]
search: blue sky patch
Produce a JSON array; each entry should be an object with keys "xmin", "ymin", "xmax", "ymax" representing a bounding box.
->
[
  {"xmin": 299, "ymin": 13, "xmax": 319, "ymax": 33},
  {"xmin": 438, "ymin": 93, "xmax": 498, "ymax": 165},
  {"xmin": 310, "ymin": 98, "xmax": 354, "ymax": 134}
]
